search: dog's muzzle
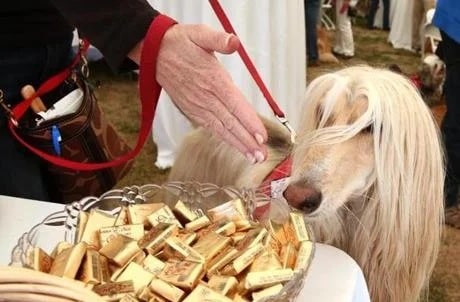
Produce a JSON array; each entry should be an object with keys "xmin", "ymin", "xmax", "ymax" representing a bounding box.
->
[{"xmin": 283, "ymin": 184, "xmax": 322, "ymax": 214}]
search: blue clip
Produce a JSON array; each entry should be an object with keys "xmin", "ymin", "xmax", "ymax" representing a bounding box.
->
[{"xmin": 51, "ymin": 125, "xmax": 62, "ymax": 156}]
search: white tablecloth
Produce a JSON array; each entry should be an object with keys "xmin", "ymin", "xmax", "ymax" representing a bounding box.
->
[{"xmin": 0, "ymin": 195, "xmax": 370, "ymax": 302}]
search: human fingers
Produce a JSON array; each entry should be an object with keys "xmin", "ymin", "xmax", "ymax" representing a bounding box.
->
[
  {"xmin": 186, "ymin": 24, "xmax": 240, "ymax": 54},
  {"xmin": 156, "ymin": 24, "xmax": 267, "ymax": 160},
  {"xmin": 193, "ymin": 93, "xmax": 268, "ymax": 162},
  {"xmin": 184, "ymin": 25, "xmax": 269, "ymax": 152}
]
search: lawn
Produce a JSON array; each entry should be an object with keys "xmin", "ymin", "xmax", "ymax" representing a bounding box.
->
[{"xmin": 90, "ymin": 23, "xmax": 459, "ymax": 302}]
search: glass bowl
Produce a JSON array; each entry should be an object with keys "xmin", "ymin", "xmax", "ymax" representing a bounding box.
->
[{"xmin": 10, "ymin": 181, "xmax": 315, "ymax": 302}]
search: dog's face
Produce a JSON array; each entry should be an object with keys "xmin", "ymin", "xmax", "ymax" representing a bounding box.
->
[
  {"xmin": 421, "ymin": 54, "xmax": 445, "ymax": 90},
  {"xmin": 284, "ymin": 71, "xmax": 381, "ymax": 217},
  {"xmin": 284, "ymin": 81, "xmax": 376, "ymax": 218}
]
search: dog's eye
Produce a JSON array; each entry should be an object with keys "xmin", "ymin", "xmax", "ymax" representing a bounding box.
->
[{"xmin": 362, "ymin": 125, "xmax": 373, "ymax": 134}]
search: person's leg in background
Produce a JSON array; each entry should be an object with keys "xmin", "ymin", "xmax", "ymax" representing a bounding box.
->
[
  {"xmin": 333, "ymin": 0, "xmax": 355, "ymax": 58},
  {"xmin": 367, "ymin": 0, "xmax": 380, "ymax": 29},
  {"xmin": 306, "ymin": 0, "xmax": 321, "ymax": 66},
  {"xmin": 382, "ymin": 0, "xmax": 390, "ymax": 30},
  {"xmin": 439, "ymin": 31, "xmax": 460, "ymax": 227},
  {"xmin": 412, "ymin": 0, "xmax": 435, "ymax": 53}
]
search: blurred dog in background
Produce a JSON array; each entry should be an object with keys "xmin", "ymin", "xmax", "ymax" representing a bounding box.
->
[
  {"xmin": 388, "ymin": 53, "xmax": 445, "ymax": 106},
  {"xmin": 170, "ymin": 66, "xmax": 445, "ymax": 302}
]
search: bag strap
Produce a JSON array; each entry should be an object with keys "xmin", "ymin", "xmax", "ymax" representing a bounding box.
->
[{"xmin": 8, "ymin": 14, "xmax": 176, "ymax": 171}]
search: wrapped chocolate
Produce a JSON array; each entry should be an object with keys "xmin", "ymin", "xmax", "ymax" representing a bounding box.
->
[{"xmin": 27, "ymin": 191, "xmax": 313, "ymax": 301}]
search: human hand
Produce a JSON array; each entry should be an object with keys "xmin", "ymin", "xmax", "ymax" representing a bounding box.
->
[{"xmin": 154, "ymin": 24, "xmax": 268, "ymax": 163}]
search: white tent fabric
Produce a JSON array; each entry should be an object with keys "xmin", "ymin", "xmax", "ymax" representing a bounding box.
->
[
  {"xmin": 387, "ymin": 0, "xmax": 414, "ymax": 50},
  {"xmin": 147, "ymin": 0, "xmax": 306, "ymax": 169}
]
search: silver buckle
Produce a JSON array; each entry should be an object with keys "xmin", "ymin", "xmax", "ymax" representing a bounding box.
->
[{"xmin": 276, "ymin": 115, "xmax": 296, "ymax": 144}]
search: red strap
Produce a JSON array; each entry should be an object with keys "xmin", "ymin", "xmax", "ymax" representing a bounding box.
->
[
  {"xmin": 10, "ymin": 40, "xmax": 90, "ymax": 122},
  {"xmin": 208, "ymin": 0, "xmax": 286, "ymax": 118},
  {"xmin": 259, "ymin": 156, "xmax": 292, "ymax": 197},
  {"xmin": 8, "ymin": 15, "xmax": 176, "ymax": 171}
]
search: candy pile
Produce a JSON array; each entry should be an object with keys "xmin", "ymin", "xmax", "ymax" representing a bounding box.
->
[{"xmin": 25, "ymin": 199, "xmax": 313, "ymax": 301}]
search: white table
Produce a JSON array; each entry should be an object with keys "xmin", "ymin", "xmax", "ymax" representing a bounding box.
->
[{"xmin": 0, "ymin": 195, "xmax": 370, "ymax": 302}]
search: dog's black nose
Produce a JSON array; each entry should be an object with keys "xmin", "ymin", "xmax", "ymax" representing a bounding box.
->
[
  {"xmin": 283, "ymin": 184, "xmax": 322, "ymax": 214},
  {"xmin": 299, "ymin": 191, "xmax": 322, "ymax": 214}
]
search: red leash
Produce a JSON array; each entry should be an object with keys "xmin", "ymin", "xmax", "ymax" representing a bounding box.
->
[
  {"xmin": 208, "ymin": 0, "xmax": 296, "ymax": 143},
  {"xmin": 8, "ymin": 15, "xmax": 176, "ymax": 171}
]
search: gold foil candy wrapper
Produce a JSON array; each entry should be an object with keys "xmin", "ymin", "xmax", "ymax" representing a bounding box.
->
[
  {"xmin": 99, "ymin": 224, "xmax": 144, "ymax": 246},
  {"xmin": 182, "ymin": 284, "xmax": 232, "ymax": 302},
  {"xmin": 116, "ymin": 262, "xmax": 154, "ymax": 293},
  {"xmin": 143, "ymin": 254, "xmax": 166, "ymax": 276},
  {"xmin": 164, "ymin": 237, "xmax": 204, "ymax": 263},
  {"xmin": 149, "ymin": 278, "xmax": 185, "ymax": 302},
  {"xmin": 28, "ymin": 246, "xmax": 53, "ymax": 273},
  {"xmin": 128, "ymin": 203, "xmax": 165, "ymax": 226},
  {"xmin": 252, "ymin": 283, "xmax": 284, "ymax": 302},
  {"xmin": 99, "ymin": 234, "xmax": 141, "ymax": 267},
  {"xmin": 138, "ymin": 223, "xmax": 178, "ymax": 255},
  {"xmin": 78, "ymin": 249, "xmax": 102, "ymax": 284},
  {"xmin": 207, "ymin": 275, "xmax": 238, "ymax": 296},
  {"xmin": 50, "ymin": 241, "xmax": 73, "ymax": 259},
  {"xmin": 235, "ymin": 228, "xmax": 268, "ymax": 251},
  {"xmin": 244, "ymin": 269, "xmax": 294, "ymax": 290},
  {"xmin": 80, "ymin": 209, "xmax": 116, "ymax": 249},
  {"xmin": 184, "ymin": 215, "xmax": 212, "ymax": 232},
  {"xmin": 158, "ymin": 260, "xmax": 204, "ymax": 290},
  {"xmin": 192, "ymin": 232, "xmax": 231, "ymax": 262},
  {"xmin": 138, "ymin": 286, "xmax": 155, "ymax": 301},
  {"xmin": 206, "ymin": 246, "xmax": 239, "ymax": 277},
  {"xmin": 289, "ymin": 212, "xmax": 310, "ymax": 247},
  {"xmin": 114, "ymin": 206, "xmax": 130, "ymax": 226},
  {"xmin": 147, "ymin": 205, "xmax": 182, "ymax": 228},
  {"xmin": 175, "ymin": 230, "xmax": 197, "ymax": 246},
  {"xmin": 294, "ymin": 241, "xmax": 313, "ymax": 272},
  {"xmin": 119, "ymin": 294, "xmax": 140, "ymax": 302},
  {"xmin": 250, "ymin": 249, "xmax": 283, "ymax": 272},
  {"xmin": 221, "ymin": 243, "xmax": 264, "ymax": 275},
  {"xmin": 49, "ymin": 241, "xmax": 87, "ymax": 279},
  {"xmin": 93, "ymin": 280, "xmax": 135, "ymax": 296},
  {"xmin": 77, "ymin": 211, "xmax": 89, "ymax": 243},
  {"xmin": 173, "ymin": 200, "xmax": 199, "ymax": 223},
  {"xmin": 280, "ymin": 242, "xmax": 297, "ymax": 269}
]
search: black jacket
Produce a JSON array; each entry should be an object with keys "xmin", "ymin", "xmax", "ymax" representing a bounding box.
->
[{"xmin": 1, "ymin": 0, "xmax": 159, "ymax": 70}]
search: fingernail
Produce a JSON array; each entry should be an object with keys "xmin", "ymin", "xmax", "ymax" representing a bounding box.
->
[
  {"xmin": 255, "ymin": 133, "xmax": 265, "ymax": 145},
  {"xmin": 254, "ymin": 150, "xmax": 265, "ymax": 163},
  {"xmin": 246, "ymin": 152, "xmax": 256, "ymax": 164}
]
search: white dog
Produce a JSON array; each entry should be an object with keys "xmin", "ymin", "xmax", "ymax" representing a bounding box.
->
[{"xmin": 169, "ymin": 66, "xmax": 445, "ymax": 302}]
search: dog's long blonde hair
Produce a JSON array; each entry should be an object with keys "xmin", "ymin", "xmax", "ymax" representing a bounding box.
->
[
  {"xmin": 169, "ymin": 66, "xmax": 445, "ymax": 302},
  {"xmin": 297, "ymin": 66, "xmax": 444, "ymax": 302}
]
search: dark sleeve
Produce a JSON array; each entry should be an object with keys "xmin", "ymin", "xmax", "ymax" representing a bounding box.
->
[{"xmin": 49, "ymin": 0, "xmax": 160, "ymax": 71}]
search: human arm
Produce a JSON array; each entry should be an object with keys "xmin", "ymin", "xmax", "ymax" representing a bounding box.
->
[{"xmin": 49, "ymin": 0, "xmax": 268, "ymax": 162}]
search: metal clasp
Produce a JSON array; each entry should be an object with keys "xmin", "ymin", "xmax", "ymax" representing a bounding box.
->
[
  {"xmin": 276, "ymin": 115, "xmax": 296, "ymax": 144},
  {"xmin": 0, "ymin": 90, "xmax": 18, "ymax": 127}
]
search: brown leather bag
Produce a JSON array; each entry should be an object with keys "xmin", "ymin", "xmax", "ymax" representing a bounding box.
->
[
  {"xmin": 7, "ymin": 17, "xmax": 177, "ymax": 203},
  {"xmin": 19, "ymin": 79, "xmax": 133, "ymax": 203}
]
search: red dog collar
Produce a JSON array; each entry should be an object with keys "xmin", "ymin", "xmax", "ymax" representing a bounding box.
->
[
  {"xmin": 259, "ymin": 156, "xmax": 292, "ymax": 197},
  {"xmin": 410, "ymin": 74, "xmax": 423, "ymax": 90}
]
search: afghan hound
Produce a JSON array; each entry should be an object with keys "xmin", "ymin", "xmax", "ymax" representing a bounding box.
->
[{"xmin": 169, "ymin": 66, "xmax": 445, "ymax": 302}]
